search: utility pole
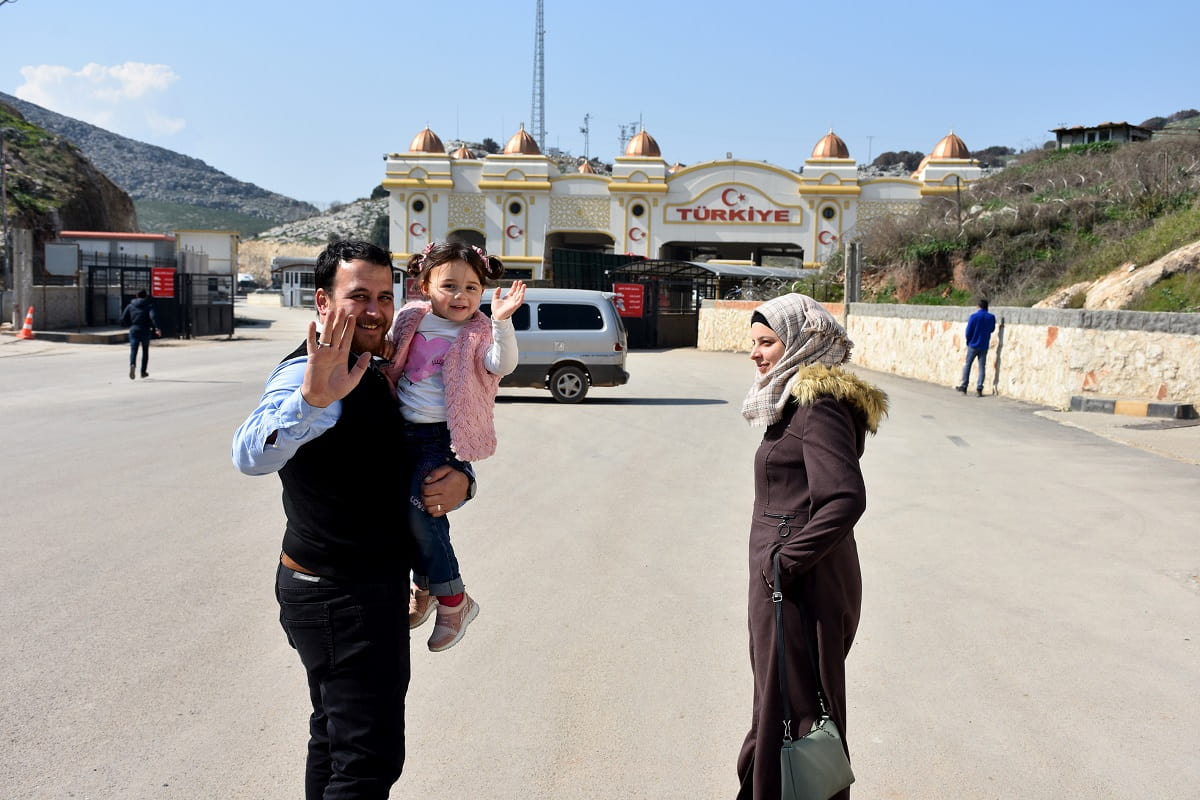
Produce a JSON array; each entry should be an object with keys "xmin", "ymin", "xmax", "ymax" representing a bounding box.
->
[
  {"xmin": 580, "ymin": 113, "xmax": 591, "ymax": 161},
  {"xmin": 1, "ymin": 126, "xmax": 12, "ymax": 312},
  {"xmin": 617, "ymin": 120, "xmax": 639, "ymax": 152},
  {"xmin": 955, "ymin": 174, "xmax": 963, "ymax": 236}
]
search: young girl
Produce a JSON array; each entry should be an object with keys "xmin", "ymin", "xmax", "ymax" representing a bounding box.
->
[{"xmin": 386, "ymin": 241, "xmax": 526, "ymax": 651}]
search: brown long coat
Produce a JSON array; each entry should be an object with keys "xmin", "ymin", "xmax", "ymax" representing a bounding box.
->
[{"xmin": 736, "ymin": 365, "xmax": 887, "ymax": 800}]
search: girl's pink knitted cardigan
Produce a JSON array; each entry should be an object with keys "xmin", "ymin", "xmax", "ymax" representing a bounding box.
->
[{"xmin": 385, "ymin": 302, "xmax": 501, "ymax": 461}]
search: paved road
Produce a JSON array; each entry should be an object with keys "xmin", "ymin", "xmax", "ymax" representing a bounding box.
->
[{"xmin": 1, "ymin": 304, "xmax": 1197, "ymax": 799}]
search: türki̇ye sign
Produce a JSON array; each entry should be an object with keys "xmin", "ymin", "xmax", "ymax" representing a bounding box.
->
[{"xmin": 668, "ymin": 187, "xmax": 794, "ymax": 224}]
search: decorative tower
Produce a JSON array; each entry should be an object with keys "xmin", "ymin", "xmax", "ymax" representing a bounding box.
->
[
  {"xmin": 610, "ymin": 129, "xmax": 667, "ymax": 257},
  {"xmin": 799, "ymin": 130, "xmax": 860, "ymax": 266}
]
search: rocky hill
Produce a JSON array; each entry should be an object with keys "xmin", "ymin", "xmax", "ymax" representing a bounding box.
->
[
  {"xmin": 0, "ymin": 91, "xmax": 318, "ymax": 230},
  {"xmin": 239, "ymin": 197, "xmax": 389, "ymax": 284},
  {"xmin": 0, "ymin": 101, "xmax": 137, "ymax": 234},
  {"xmin": 253, "ymin": 197, "xmax": 387, "ymax": 245}
]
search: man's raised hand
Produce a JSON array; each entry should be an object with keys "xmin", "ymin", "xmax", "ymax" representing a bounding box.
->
[{"xmin": 301, "ymin": 307, "xmax": 371, "ymax": 408}]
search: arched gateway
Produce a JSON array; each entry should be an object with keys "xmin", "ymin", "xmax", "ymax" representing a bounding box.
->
[{"xmin": 383, "ymin": 126, "xmax": 981, "ymax": 282}]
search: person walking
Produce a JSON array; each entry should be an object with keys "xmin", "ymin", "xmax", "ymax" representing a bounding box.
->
[
  {"xmin": 736, "ymin": 293, "xmax": 887, "ymax": 800},
  {"xmin": 231, "ymin": 240, "xmax": 474, "ymax": 799},
  {"xmin": 955, "ymin": 298, "xmax": 997, "ymax": 397},
  {"xmin": 119, "ymin": 290, "xmax": 160, "ymax": 379}
]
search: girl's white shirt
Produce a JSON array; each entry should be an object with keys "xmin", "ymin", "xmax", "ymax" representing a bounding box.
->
[{"xmin": 396, "ymin": 314, "xmax": 517, "ymax": 423}]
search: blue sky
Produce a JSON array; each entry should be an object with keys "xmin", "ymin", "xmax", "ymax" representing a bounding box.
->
[{"xmin": 1, "ymin": 0, "xmax": 1196, "ymax": 208}]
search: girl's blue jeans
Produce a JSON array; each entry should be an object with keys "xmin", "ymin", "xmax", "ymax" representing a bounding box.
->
[{"xmin": 405, "ymin": 422, "xmax": 467, "ymax": 596}]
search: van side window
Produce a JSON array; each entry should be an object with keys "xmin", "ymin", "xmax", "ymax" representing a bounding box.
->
[
  {"xmin": 538, "ymin": 303, "xmax": 603, "ymax": 331},
  {"xmin": 480, "ymin": 303, "xmax": 531, "ymax": 331}
]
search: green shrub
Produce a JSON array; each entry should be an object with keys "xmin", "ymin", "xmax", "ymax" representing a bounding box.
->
[
  {"xmin": 867, "ymin": 282, "xmax": 898, "ymax": 304},
  {"xmin": 906, "ymin": 284, "xmax": 974, "ymax": 305},
  {"xmin": 1127, "ymin": 272, "xmax": 1200, "ymax": 312}
]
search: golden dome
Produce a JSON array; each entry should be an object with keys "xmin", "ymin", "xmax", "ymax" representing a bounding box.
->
[
  {"xmin": 577, "ymin": 160, "xmax": 596, "ymax": 174},
  {"xmin": 503, "ymin": 125, "xmax": 541, "ymax": 155},
  {"xmin": 811, "ymin": 130, "xmax": 850, "ymax": 159},
  {"xmin": 624, "ymin": 130, "xmax": 662, "ymax": 157},
  {"xmin": 930, "ymin": 131, "xmax": 970, "ymax": 159},
  {"xmin": 668, "ymin": 162, "xmax": 684, "ymax": 173},
  {"xmin": 450, "ymin": 144, "xmax": 475, "ymax": 159},
  {"xmin": 408, "ymin": 127, "xmax": 445, "ymax": 154}
]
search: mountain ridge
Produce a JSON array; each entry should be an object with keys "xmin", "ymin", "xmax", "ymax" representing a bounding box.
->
[{"xmin": 0, "ymin": 91, "xmax": 319, "ymax": 231}]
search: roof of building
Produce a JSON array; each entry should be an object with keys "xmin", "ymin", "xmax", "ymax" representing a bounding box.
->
[
  {"xmin": 59, "ymin": 231, "xmax": 175, "ymax": 241},
  {"xmin": 409, "ymin": 127, "xmax": 446, "ymax": 153},
  {"xmin": 624, "ymin": 130, "xmax": 662, "ymax": 157},
  {"xmin": 503, "ymin": 125, "xmax": 541, "ymax": 155},
  {"xmin": 611, "ymin": 259, "xmax": 806, "ymax": 281},
  {"xmin": 1049, "ymin": 121, "xmax": 1152, "ymax": 134},
  {"xmin": 811, "ymin": 130, "xmax": 850, "ymax": 159},
  {"xmin": 930, "ymin": 131, "xmax": 970, "ymax": 159},
  {"xmin": 270, "ymin": 256, "xmax": 318, "ymax": 273}
]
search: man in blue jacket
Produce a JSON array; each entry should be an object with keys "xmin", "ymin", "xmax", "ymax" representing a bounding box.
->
[
  {"xmin": 119, "ymin": 290, "xmax": 160, "ymax": 379},
  {"xmin": 956, "ymin": 298, "xmax": 996, "ymax": 397}
]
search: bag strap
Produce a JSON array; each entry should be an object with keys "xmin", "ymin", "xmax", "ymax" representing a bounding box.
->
[{"xmin": 773, "ymin": 552, "xmax": 830, "ymax": 744}]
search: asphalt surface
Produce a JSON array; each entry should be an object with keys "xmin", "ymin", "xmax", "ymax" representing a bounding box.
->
[{"xmin": 1, "ymin": 301, "xmax": 1196, "ymax": 799}]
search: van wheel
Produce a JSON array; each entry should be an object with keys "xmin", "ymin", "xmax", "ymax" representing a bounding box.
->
[{"xmin": 549, "ymin": 365, "xmax": 588, "ymax": 403}]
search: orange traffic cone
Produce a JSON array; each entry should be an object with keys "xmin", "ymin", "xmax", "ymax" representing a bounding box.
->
[{"xmin": 15, "ymin": 306, "xmax": 35, "ymax": 340}]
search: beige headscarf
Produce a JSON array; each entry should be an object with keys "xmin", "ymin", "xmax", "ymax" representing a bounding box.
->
[{"xmin": 741, "ymin": 293, "xmax": 854, "ymax": 426}]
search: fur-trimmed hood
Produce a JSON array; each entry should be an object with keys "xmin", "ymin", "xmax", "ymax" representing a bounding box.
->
[{"xmin": 789, "ymin": 364, "xmax": 888, "ymax": 433}]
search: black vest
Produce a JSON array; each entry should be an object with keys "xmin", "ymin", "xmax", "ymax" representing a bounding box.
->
[{"xmin": 278, "ymin": 342, "xmax": 411, "ymax": 579}]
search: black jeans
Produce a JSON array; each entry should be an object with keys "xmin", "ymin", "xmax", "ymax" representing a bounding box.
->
[{"xmin": 276, "ymin": 564, "xmax": 411, "ymax": 800}]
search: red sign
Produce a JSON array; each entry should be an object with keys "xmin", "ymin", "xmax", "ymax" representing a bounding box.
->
[
  {"xmin": 672, "ymin": 185, "xmax": 792, "ymax": 223},
  {"xmin": 675, "ymin": 206, "xmax": 790, "ymax": 223},
  {"xmin": 612, "ymin": 283, "xmax": 644, "ymax": 318},
  {"xmin": 151, "ymin": 268, "xmax": 176, "ymax": 298},
  {"xmin": 405, "ymin": 277, "xmax": 424, "ymax": 298}
]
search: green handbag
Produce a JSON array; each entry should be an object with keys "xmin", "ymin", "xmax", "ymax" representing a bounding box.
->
[{"xmin": 773, "ymin": 554, "xmax": 855, "ymax": 800}]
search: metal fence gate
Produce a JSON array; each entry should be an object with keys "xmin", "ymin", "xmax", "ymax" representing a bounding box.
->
[{"xmin": 86, "ymin": 266, "xmax": 232, "ymax": 338}]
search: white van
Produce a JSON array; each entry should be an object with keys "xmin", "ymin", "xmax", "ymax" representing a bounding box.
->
[{"xmin": 480, "ymin": 288, "xmax": 629, "ymax": 403}]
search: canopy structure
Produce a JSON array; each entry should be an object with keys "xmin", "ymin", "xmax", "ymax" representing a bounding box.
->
[{"xmin": 605, "ymin": 259, "xmax": 808, "ymax": 302}]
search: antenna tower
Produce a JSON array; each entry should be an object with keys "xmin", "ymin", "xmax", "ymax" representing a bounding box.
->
[{"xmin": 530, "ymin": 0, "xmax": 546, "ymax": 151}]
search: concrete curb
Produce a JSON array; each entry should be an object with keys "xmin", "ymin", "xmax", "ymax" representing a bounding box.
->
[
  {"xmin": 0, "ymin": 330, "xmax": 128, "ymax": 344},
  {"xmin": 1070, "ymin": 395, "xmax": 1198, "ymax": 419}
]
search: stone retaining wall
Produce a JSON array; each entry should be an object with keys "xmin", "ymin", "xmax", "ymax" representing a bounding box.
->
[{"xmin": 698, "ymin": 300, "xmax": 1200, "ymax": 409}]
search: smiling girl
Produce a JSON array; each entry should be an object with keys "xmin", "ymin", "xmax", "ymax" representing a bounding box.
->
[{"xmin": 386, "ymin": 241, "xmax": 526, "ymax": 651}]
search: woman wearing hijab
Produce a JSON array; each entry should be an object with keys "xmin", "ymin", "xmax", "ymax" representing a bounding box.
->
[{"xmin": 736, "ymin": 294, "xmax": 887, "ymax": 800}]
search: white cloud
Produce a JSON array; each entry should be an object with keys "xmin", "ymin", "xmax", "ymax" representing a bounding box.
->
[{"xmin": 15, "ymin": 62, "xmax": 185, "ymax": 138}]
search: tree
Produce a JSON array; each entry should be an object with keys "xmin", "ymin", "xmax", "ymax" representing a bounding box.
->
[
  {"xmin": 970, "ymin": 145, "xmax": 1016, "ymax": 168},
  {"xmin": 481, "ymin": 137, "xmax": 501, "ymax": 154},
  {"xmin": 368, "ymin": 215, "xmax": 388, "ymax": 249},
  {"xmin": 873, "ymin": 150, "xmax": 925, "ymax": 172},
  {"xmin": 370, "ymin": 184, "xmax": 388, "ymax": 200}
]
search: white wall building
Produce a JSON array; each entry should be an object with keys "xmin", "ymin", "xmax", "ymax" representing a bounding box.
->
[
  {"xmin": 383, "ymin": 126, "xmax": 982, "ymax": 279},
  {"xmin": 175, "ymin": 230, "xmax": 239, "ymax": 275}
]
